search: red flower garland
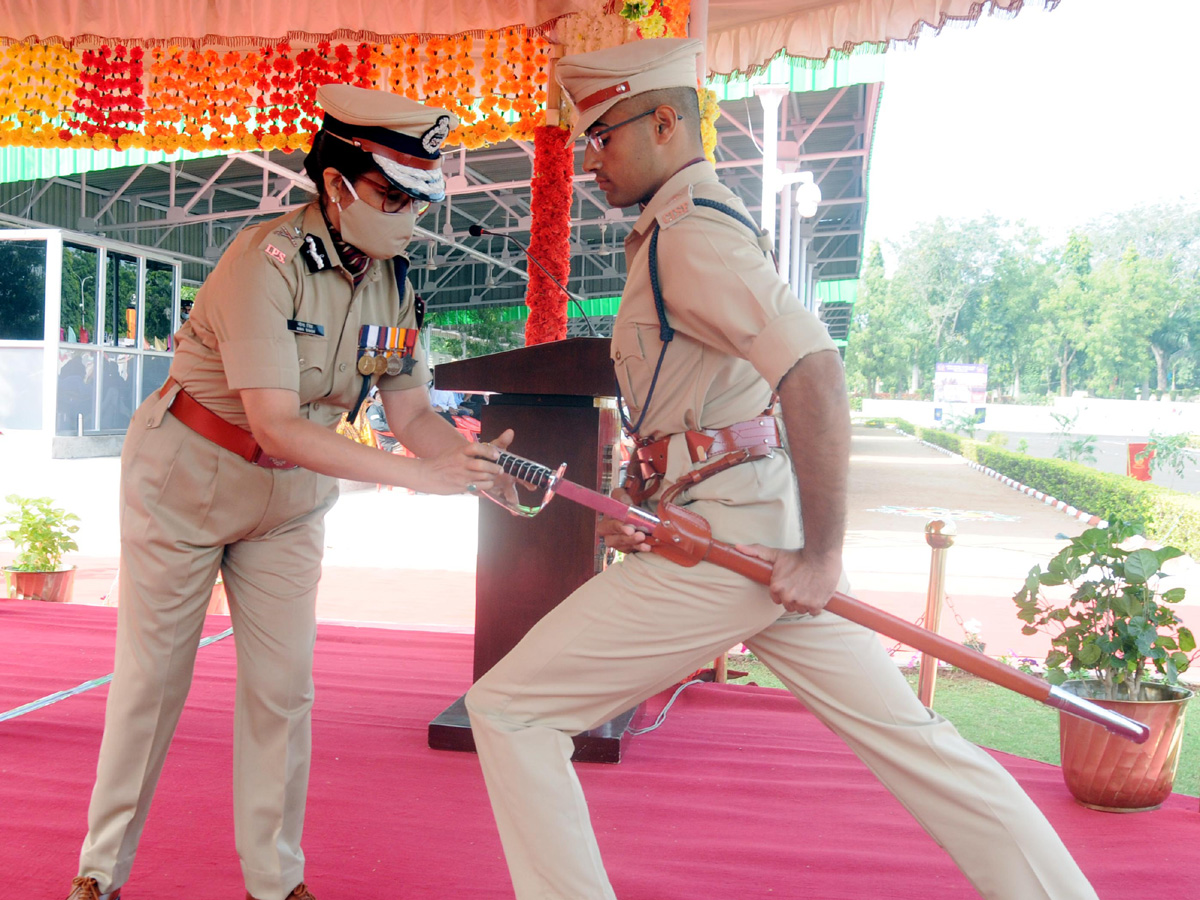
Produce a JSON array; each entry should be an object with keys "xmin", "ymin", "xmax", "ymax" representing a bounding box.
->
[
  {"xmin": 524, "ymin": 124, "xmax": 574, "ymax": 345},
  {"xmin": 71, "ymin": 45, "xmax": 145, "ymax": 140}
]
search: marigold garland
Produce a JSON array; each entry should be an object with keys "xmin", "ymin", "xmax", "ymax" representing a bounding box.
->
[
  {"xmin": 0, "ymin": 28, "xmax": 552, "ymax": 153},
  {"xmin": 524, "ymin": 124, "xmax": 574, "ymax": 346},
  {"xmin": 699, "ymin": 86, "xmax": 719, "ymax": 163},
  {"xmin": 1, "ymin": 7, "xmax": 711, "ymax": 346}
]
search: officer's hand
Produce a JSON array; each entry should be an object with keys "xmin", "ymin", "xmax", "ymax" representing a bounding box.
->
[
  {"xmin": 734, "ymin": 544, "xmax": 841, "ymax": 615},
  {"xmin": 598, "ymin": 488, "xmax": 652, "ymax": 553},
  {"xmin": 421, "ymin": 429, "xmax": 512, "ymax": 495},
  {"xmin": 481, "ymin": 431, "xmax": 524, "ymax": 508}
]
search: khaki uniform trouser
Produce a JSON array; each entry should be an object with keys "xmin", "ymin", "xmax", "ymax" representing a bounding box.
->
[
  {"xmin": 78, "ymin": 392, "xmax": 338, "ymax": 900},
  {"xmin": 465, "ymin": 449, "xmax": 1098, "ymax": 900}
]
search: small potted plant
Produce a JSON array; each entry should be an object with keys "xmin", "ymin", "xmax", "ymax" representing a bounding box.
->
[
  {"xmin": 1014, "ymin": 521, "xmax": 1196, "ymax": 811},
  {"xmin": 2, "ymin": 494, "xmax": 81, "ymax": 603}
]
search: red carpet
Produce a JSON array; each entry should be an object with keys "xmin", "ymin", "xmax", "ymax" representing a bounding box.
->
[{"xmin": 2, "ymin": 599, "xmax": 1197, "ymax": 899}]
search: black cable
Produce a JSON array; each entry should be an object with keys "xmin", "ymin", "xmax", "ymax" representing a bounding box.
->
[{"xmin": 467, "ymin": 224, "xmax": 599, "ymax": 336}]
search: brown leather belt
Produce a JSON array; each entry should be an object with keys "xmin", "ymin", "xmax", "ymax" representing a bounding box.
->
[
  {"xmin": 160, "ymin": 379, "xmax": 298, "ymax": 470},
  {"xmin": 625, "ymin": 416, "xmax": 782, "ymax": 504}
]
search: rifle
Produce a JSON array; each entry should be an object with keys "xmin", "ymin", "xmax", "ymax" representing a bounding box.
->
[{"xmin": 486, "ymin": 449, "xmax": 1150, "ymax": 744}]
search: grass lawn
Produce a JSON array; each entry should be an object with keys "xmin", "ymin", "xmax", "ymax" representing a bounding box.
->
[{"xmin": 725, "ymin": 654, "xmax": 1199, "ymax": 798}]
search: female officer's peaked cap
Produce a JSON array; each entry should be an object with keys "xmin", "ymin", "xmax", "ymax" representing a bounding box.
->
[
  {"xmin": 556, "ymin": 38, "xmax": 702, "ymax": 145},
  {"xmin": 316, "ymin": 84, "xmax": 458, "ymax": 203}
]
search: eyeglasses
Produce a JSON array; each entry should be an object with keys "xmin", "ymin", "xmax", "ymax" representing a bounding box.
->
[
  {"xmin": 353, "ymin": 175, "xmax": 431, "ymax": 216},
  {"xmin": 584, "ymin": 108, "xmax": 681, "ymax": 152}
]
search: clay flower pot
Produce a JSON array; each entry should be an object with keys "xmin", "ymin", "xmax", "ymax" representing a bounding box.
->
[{"xmin": 3, "ymin": 567, "xmax": 77, "ymax": 603}]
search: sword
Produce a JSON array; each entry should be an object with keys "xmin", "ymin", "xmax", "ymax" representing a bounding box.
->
[{"xmin": 490, "ymin": 449, "xmax": 1151, "ymax": 744}]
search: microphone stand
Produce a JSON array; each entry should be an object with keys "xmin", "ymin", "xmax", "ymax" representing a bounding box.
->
[{"xmin": 469, "ymin": 224, "xmax": 599, "ymax": 337}]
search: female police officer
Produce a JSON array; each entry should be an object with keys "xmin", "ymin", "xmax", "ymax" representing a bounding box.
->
[{"xmin": 68, "ymin": 85, "xmax": 508, "ymax": 900}]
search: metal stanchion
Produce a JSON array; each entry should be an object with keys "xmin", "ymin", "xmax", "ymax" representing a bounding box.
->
[{"xmin": 917, "ymin": 518, "xmax": 957, "ymax": 707}]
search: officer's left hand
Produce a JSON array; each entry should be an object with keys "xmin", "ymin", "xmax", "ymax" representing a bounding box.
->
[{"xmin": 733, "ymin": 544, "xmax": 842, "ymax": 616}]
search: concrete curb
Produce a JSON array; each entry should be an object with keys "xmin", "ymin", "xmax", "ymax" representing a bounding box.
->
[{"xmin": 887, "ymin": 426, "xmax": 1109, "ymax": 529}]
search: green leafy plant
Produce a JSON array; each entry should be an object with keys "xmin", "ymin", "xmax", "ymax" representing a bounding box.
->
[
  {"xmin": 944, "ymin": 411, "xmax": 983, "ymax": 438},
  {"xmin": 1013, "ymin": 521, "xmax": 1196, "ymax": 699},
  {"xmin": 1050, "ymin": 410, "xmax": 1097, "ymax": 465},
  {"xmin": 1136, "ymin": 430, "xmax": 1197, "ymax": 486},
  {"xmin": 2, "ymin": 494, "xmax": 80, "ymax": 572}
]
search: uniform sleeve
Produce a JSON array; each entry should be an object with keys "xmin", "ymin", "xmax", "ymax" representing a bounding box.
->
[
  {"xmin": 203, "ymin": 234, "xmax": 302, "ymax": 392},
  {"xmin": 376, "ymin": 277, "xmax": 433, "ymax": 392},
  {"xmin": 654, "ymin": 215, "xmax": 837, "ymax": 389}
]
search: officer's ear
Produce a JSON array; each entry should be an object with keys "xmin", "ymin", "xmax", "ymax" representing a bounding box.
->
[
  {"xmin": 322, "ymin": 167, "xmax": 346, "ymax": 204},
  {"xmin": 652, "ymin": 106, "xmax": 678, "ymax": 142}
]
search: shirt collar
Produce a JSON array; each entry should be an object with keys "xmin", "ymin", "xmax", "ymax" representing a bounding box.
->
[{"xmin": 630, "ymin": 159, "xmax": 719, "ymax": 238}]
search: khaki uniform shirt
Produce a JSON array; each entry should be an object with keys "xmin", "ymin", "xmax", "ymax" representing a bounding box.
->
[
  {"xmin": 612, "ymin": 161, "xmax": 836, "ymax": 442},
  {"xmin": 169, "ymin": 202, "xmax": 431, "ymax": 431}
]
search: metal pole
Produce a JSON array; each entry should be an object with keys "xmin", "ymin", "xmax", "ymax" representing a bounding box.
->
[
  {"xmin": 753, "ymin": 85, "xmax": 788, "ymax": 246},
  {"xmin": 918, "ymin": 518, "xmax": 957, "ymax": 707}
]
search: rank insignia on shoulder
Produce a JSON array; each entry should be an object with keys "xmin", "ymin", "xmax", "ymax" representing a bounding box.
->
[
  {"xmin": 264, "ymin": 244, "xmax": 289, "ymax": 265},
  {"xmin": 414, "ymin": 295, "xmax": 425, "ymax": 329},
  {"xmin": 656, "ymin": 187, "xmax": 695, "ymax": 229},
  {"xmin": 273, "ymin": 225, "xmax": 299, "ymax": 247},
  {"xmin": 287, "ymin": 319, "xmax": 325, "ymax": 336},
  {"xmin": 302, "ymin": 234, "xmax": 331, "ymax": 272}
]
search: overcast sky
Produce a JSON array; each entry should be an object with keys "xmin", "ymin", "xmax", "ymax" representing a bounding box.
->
[{"xmin": 863, "ymin": 0, "xmax": 1200, "ymax": 261}]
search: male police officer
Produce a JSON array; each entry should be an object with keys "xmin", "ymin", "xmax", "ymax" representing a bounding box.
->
[{"xmin": 465, "ymin": 38, "xmax": 1098, "ymax": 900}]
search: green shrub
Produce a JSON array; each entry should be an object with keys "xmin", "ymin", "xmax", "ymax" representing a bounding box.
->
[{"xmin": 915, "ymin": 426, "xmax": 961, "ymax": 455}]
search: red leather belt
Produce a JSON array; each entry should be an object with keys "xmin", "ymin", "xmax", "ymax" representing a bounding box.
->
[
  {"xmin": 160, "ymin": 379, "xmax": 298, "ymax": 470},
  {"xmin": 624, "ymin": 416, "xmax": 782, "ymax": 504}
]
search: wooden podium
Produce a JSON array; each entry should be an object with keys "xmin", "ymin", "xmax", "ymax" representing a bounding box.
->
[{"xmin": 426, "ymin": 337, "xmax": 640, "ymax": 763}]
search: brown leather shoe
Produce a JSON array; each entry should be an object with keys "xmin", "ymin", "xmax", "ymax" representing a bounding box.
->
[
  {"xmin": 246, "ymin": 884, "xmax": 315, "ymax": 900},
  {"xmin": 66, "ymin": 877, "xmax": 121, "ymax": 900}
]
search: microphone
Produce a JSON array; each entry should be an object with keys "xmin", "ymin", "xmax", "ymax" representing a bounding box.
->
[{"xmin": 468, "ymin": 224, "xmax": 599, "ymax": 337}]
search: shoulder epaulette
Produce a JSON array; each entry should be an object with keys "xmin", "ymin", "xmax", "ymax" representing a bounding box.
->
[
  {"xmin": 655, "ymin": 186, "xmax": 695, "ymax": 229},
  {"xmin": 255, "ymin": 211, "xmax": 307, "ymax": 269}
]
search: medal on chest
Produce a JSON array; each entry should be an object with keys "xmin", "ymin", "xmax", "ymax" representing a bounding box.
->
[{"xmin": 357, "ymin": 325, "xmax": 419, "ymax": 378}]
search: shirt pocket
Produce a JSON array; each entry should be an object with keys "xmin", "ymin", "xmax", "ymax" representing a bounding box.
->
[
  {"xmin": 294, "ymin": 333, "xmax": 330, "ymax": 402},
  {"xmin": 611, "ymin": 320, "xmax": 659, "ymax": 412}
]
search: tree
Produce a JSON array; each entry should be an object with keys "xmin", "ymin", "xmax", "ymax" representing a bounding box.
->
[
  {"xmin": 963, "ymin": 223, "xmax": 1054, "ymax": 398},
  {"xmin": 844, "ymin": 243, "xmax": 921, "ymax": 395},
  {"xmin": 1036, "ymin": 234, "xmax": 1100, "ymax": 396}
]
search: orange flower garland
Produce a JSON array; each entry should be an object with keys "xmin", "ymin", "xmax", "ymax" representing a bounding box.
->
[
  {"xmin": 0, "ymin": 26, "xmax": 554, "ymax": 153},
  {"xmin": 524, "ymin": 124, "xmax": 574, "ymax": 346}
]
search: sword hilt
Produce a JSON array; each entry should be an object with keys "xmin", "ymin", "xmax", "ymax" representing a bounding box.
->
[{"xmin": 496, "ymin": 451, "xmax": 560, "ymax": 489}]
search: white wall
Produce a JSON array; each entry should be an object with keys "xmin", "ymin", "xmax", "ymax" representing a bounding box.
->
[{"xmin": 861, "ymin": 396, "xmax": 1200, "ymax": 437}]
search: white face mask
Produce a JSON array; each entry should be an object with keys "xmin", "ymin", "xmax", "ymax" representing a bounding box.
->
[{"xmin": 336, "ymin": 175, "xmax": 417, "ymax": 259}]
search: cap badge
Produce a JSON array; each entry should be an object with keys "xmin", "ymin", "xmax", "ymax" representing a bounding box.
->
[{"xmin": 421, "ymin": 116, "xmax": 452, "ymax": 154}]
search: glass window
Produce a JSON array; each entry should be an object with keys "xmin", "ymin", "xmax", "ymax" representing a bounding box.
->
[
  {"xmin": 56, "ymin": 347, "xmax": 98, "ymax": 435},
  {"xmin": 0, "ymin": 240, "xmax": 48, "ymax": 340},
  {"xmin": 142, "ymin": 353, "xmax": 171, "ymax": 404},
  {"xmin": 105, "ymin": 251, "xmax": 139, "ymax": 347},
  {"xmin": 144, "ymin": 259, "xmax": 176, "ymax": 351},
  {"xmin": 61, "ymin": 243, "xmax": 100, "ymax": 345},
  {"xmin": 98, "ymin": 350, "xmax": 138, "ymax": 431}
]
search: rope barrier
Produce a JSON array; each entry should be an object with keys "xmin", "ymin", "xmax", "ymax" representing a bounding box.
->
[{"xmin": 0, "ymin": 627, "xmax": 233, "ymax": 723}]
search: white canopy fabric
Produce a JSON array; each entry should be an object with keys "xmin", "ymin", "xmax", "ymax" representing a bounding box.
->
[
  {"xmin": 704, "ymin": 0, "xmax": 1043, "ymax": 75},
  {"xmin": 3, "ymin": 0, "xmax": 1052, "ymax": 65},
  {"xmin": 0, "ymin": 0, "xmax": 591, "ymax": 46}
]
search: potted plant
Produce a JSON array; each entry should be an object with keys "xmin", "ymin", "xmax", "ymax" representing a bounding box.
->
[
  {"xmin": 2, "ymin": 494, "xmax": 81, "ymax": 603},
  {"xmin": 1014, "ymin": 521, "xmax": 1197, "ymax": 811}
]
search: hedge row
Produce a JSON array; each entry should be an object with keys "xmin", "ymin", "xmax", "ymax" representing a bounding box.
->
[{"xmin": 870, "ymin": 419, "xmax": 1200, "ymax": 559}]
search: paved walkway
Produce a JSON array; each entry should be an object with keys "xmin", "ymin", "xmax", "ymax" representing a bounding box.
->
[{"xmin": 3, "ymin": 425, "xmax": 1198, "ymax": 676}]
